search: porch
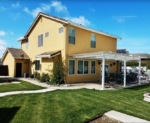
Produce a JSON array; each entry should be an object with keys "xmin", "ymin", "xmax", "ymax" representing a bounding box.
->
[{"xmin": 70, "ymin": 51, "xmax": 143, "ymax": 90}]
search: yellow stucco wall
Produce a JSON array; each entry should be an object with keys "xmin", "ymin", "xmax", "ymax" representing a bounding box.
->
[
  {"xmin": 65, "ymin": 25, "xmax": 117, "ymax": 83},
  {"xmin": 2, "ymin": 51, "xmax": 15, "ymax": 77},
  {"xmin": 21, "ymin": 16, "xmax": 118, "ymax": 83},
  {"xmin": 21, "ymin": 16, "xmax": 66, "ymax": 74}
]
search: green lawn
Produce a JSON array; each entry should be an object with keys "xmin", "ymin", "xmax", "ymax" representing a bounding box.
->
[
  {"xmin": 0, "ymin": 84, "xmax": 150, "ymax": 123},
  {"xmin": 0, "ymin": 80, "xmax": 44, "ymax": 92}
]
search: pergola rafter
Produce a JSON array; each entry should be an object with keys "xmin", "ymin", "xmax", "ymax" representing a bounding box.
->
[{"xmin": 70, "ymin": 51, "xmax": 142, "ymax": 90}]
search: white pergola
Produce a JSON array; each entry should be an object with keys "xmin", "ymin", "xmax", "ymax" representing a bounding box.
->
[{"xmin": 70, "ymin": 51, "xmax": 141, "ymax": 90}]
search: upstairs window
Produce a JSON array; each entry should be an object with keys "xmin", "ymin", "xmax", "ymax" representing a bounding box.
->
[
  {"xmin": 45, "ymin": 32, "xmax": 49, "ymax": 37},
  {"xmin": 68, "ymin": 27, "xmax": 75, "ymax": 44},
  {"xmin": 91, "ymin": 34, "xmax": 96, "ymax": 48},
  {"xmin": 38, "ymin": 34, "xmax": 43, "ymax": 47},
  {"xmin": 35, "ymin": 60, "xmax": 40, "ymax": 70},
  {"xmin": 59, "ymin": 27, "xmax": 64, "ymax": 33},
  {"xmin": 26, "ymin": 40, "xmax": 28, "ymax": 49}
]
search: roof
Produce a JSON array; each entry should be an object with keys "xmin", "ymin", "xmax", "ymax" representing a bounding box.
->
[
  {"xmin": 70, "ymin": 51, "xmax": 141, "ymax": 61},
  {"xmin": 2, "ymin": 48, "xmax": 30, "ymax": 61},
  {"xmin": 130, "ymin": 53, "xmax": 150, "ymax": 59},
  {"xmin": 36, "ymin": 50, "xmax": 61, "ymax": 58},
  {"xmin": 18, "ymin": 12, "xmax": 121, "ymax": 41}
]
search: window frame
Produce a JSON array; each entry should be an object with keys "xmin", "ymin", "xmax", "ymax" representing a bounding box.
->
[
  {"xmin": 68, "ymin": 27, "xmax": 76, "ymax": 45},
  {"xmin": 68, "ymin": 59, "xmax": 75, "ymax": 76},
  {"xmin": 91, "ymin": 61, "xmax": 96, "ymax": 74},
  {"xmin": 91, "ymin": 33, "xmax": 96, "ymax": 48},
  {"xmin": 45, "ymin": 32, "xmax": 49, "ymax": 38},
  {"xmin": 59, "ymin": 27, "xmax": 64, "ymax": 33},
  {"xmin": 35, "ymin": 60, "xmax": 40, "ymax": 71},
  {"xmin": 26, "ymin": 40, "xmax": 28, "ymax": 50},
  {"xmin": 38, "ymin": 34, "xmax": 43, "ymax": 47},
  {"xmin": 77, "ymin": 60, "xmax": 89, "ymax": 75}
]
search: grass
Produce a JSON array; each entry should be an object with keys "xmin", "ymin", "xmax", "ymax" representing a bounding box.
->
[
  {"xmin": 0, "ymin": 84, "xmax": 150, "ymax": 123},
  {"xmin": 0, "ymin": 80, "xmax": 44, "ymax": 92}
]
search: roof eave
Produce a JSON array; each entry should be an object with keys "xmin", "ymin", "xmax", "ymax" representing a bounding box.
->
[{"xmin": 68, "ymin": 21, "xmax": 122, "ymax": 40}]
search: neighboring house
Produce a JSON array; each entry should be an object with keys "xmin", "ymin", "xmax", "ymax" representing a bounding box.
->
[
  {"xmin": 2, "ymin": 12, "xmax": 121, "ymax": 83},
  {"xmin": 130, "ymin": 53, "xmax": 150, "ymax": 64},
  {"xmin": 0, "ymin": 62, "xmax": 3, "ymax": 65}
]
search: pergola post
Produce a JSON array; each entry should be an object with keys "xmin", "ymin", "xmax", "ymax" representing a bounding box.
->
[
  {"xmin": 138, "ymin": 59, "xmax": 141, "ymax": 84},
  {"xmin": 123, "ymin": 60, "xmax": 126, "ymax": 87},
  {"xmin": 101, "ymin": 57, "xmax": 105, "ymax": 90}
]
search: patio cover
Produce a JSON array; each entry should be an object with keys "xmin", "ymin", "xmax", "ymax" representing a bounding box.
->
[
  {"xmin": 70, "ymin": 51, "xmax": 142, "ymax": 90},
  {"xmin": 36, "ymin": 50, "xmax": 61, "ymax": 58},
  {"xmin": 70, "ymin": 51, "xmax": 141, "ymax": 61}
]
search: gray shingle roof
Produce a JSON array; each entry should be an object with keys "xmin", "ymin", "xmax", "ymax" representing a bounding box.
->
[
  {"xmin": 130, "ymin": 53, "xmax": 150, "ymax": 59},
  {"xmin": 7, "ymin": 48, "xmax": 30, "ymax": 59}
]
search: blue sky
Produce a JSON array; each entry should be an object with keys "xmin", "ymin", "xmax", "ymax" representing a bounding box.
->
[{"xmin": 0, "ymin": 0, "xmax": 150, "ymax": 57}]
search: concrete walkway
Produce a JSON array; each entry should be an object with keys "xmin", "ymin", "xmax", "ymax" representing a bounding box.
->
[{"xmin": 105, "ymin": 110, "xmax": 150, "ymax": 123}]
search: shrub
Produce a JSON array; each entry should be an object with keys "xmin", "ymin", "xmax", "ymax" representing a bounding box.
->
[
  {"xmin": 40, "ymin": 73, "xmax": 50, "ymax": 82},
  {"xmin": 46, "ymin": 60, "xmax": 67, "ymax": 85},
  {"xmin": 30, "ymin": 74, "xmax": 34, "ymax": 78}
]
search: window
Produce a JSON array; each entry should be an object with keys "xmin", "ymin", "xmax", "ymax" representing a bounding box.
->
[
  {"xmin": 68, "ymin": 27, "xmax": 75, "ymax": 44},
  {"xmin": 69, "ymin": 60, "xmax": 75, "ymax": 75},
  {"xmin": 59, "ymin": 27, "xmax": 64, "ymax": 33},
  {"xmin": 26, "ymin": 40, "xmax": 28, "ymax": 49},
  {"xmin": 38, "ymin": 34, "xmax": 43, "ymax": 47},
  {"xmin": 35, "ymin": 60, "xmax": 40, "ymax": 70},
  {"xmin": 91, "ymin": 34, "xmax": 96, "ymax": 48},
  {"xmin": 78, "ymin": 60, "xmax": 89, "ymax": 74},
  {"xmin": 84, "ymin": 61, "xmax": 88, "ymax": 74},
  {"xmin": 45, "ymin": 32, "xmax": 49, "ymax": 37},
  {"xmin": 91, "ymin": 61, "xmax": 96, "ymax": 74}
]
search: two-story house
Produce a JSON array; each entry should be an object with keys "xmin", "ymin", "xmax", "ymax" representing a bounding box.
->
[{"xmin": 2, "ymin": 12, "xmax": 123, "ymax": 84}]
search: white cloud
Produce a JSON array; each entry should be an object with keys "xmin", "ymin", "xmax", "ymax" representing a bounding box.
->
[
  {"xmin": 0, "ymin": 39, "xmax": 7, "ymax": 46},
  {"xmin": 51, "ymin": 1, "xmax": 68, "ymax": 13},
  {"xmin": 0, "ymin": 39, "xmax": 7, "ymax": 57},
  {"xmin": 66, "ymin": 16, "xmax": 90, "ymax": 26},
  {"xmin": 112, "ymin": 16, "xmax": 137, "ymax": 23},
  {"xmin": 41, "ymin": 3, "xmax": 51, "ymax": 11},
  {"xmin": 12, "ymin": 1, "xmax": 21, "ymax": 8},
  {"xmin": 0, "ymin": 6, "xmax": 7, "ymax": 11},
  {"xmin": 11, "ymin": 13, "xmax": 21, "ymax": 20},
  {"xmin": 24, "ymin": 7, "xmax": 42, "ymax": 18},
  {"xmin": 17, "ymin": 36, "xmax": 24, "ymax": 40},
  {"xmin": 0, "ymin": 30, "xmax": 6, "ymax": 36}
]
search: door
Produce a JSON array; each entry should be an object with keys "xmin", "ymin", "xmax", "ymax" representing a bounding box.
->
[{"xmin": 16, "ymin": 63, "xmax": 22, "ymax": 77}]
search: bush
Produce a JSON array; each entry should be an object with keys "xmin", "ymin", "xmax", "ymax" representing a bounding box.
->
[
  {"xmin": 46, "ymin": 60, "xmax": 66, "ymax": 85},
  {"xmin": 30, "ymin": 74, "xmax": 34, "ymax": 78},
  {"xmin": 40, "ymin": 73, "xmax": 50, "ymax": 82}
]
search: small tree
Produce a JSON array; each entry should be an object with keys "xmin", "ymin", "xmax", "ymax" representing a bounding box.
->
[{"xmin": 46, "ymin": 60, "xmax": 67, "ymax": 85}]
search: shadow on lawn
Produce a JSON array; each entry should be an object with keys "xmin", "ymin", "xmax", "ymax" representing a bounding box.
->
[{"xmin": 0, "ymin": 107, "xmax": 20, "ymax": 123}]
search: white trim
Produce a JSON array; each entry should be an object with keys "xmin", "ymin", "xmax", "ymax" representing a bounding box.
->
[
  {"xmin": 36, "ymin": 53, "xmax": 61, "ymax": 58},
  {"xmin": 70, "ymin": 51, "xmax": 141, "ymax": 61},
  {"xmin": 68, "ymin": 59, "xmax": 76, "ymax": 76},
  {"xmin": 91, "ymin": 60, "xmax": 96, "ymax": 74}
]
